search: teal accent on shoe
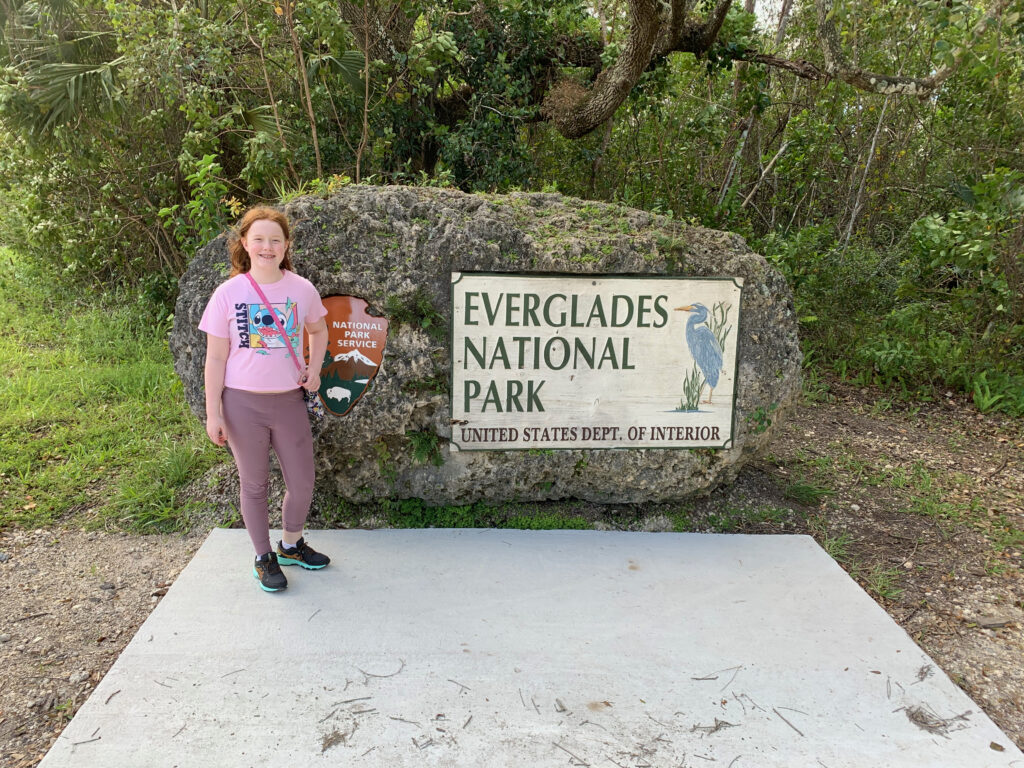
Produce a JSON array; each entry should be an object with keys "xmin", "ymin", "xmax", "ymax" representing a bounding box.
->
[
  {"xmin": 253, "ymin": 566, "xmax": 283, "ymax": 591},
  {"xmin": 277, "ymin": 555, "xmax": 327, "ymax": 570}
]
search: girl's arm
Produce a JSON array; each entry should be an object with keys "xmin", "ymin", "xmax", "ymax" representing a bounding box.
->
[
  {"xmin": 303, "ymin": 318, "xmax": 329, "ymax": 392},
  {"xmin": 204, "ymin": 333, "xmax": 230, "ymax": 445}
]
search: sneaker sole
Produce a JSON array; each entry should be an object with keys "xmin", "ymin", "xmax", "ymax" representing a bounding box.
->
[
  {"xmin": 277, "ymin": 557, "xmax": 328, "ymax": 570},
  {"xmin": 252, "ymin": 567, "xmax": 287, "ymax": 591}
]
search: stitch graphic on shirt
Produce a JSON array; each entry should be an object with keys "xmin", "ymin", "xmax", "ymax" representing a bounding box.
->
[{"xmin": 248, "ymin": 299, "xmax": 299, "ymax": 355}]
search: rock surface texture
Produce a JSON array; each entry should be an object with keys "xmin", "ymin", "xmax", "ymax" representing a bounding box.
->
[{"xmin": 171, "ymin": 186, "xmax": 801, "ymax": 504}]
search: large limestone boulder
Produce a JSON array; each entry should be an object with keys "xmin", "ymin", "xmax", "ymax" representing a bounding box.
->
[{"xmin": 171, "ymin": 185, "xmax": 801, "ymax": 504}]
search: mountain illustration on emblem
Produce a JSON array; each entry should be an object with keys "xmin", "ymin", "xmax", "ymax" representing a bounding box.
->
[
  {"xmin": 320, "ymin": 345, "xmax": 385, "ymax": 416},
  {"xmin": 333, "ymin": 348, "xmax": 377, "ymax": 368}
]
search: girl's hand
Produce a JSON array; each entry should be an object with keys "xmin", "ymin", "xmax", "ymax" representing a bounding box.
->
[
  {"xmin": 206, "ymin": 415, "xmax": 228, "ymax": 446},
  {"xmin": 302, "ymin": 368, "xmax": 321, "ymax": 393}
]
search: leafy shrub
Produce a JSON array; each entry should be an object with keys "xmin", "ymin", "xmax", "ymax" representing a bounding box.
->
[{"xmin": 760, "ymin": 173, "xmax": 1024, "ymax": 415}]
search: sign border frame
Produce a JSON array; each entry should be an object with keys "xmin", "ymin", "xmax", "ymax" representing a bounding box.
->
[{"xmin": 448, "ymin": 271, "xmax": 744, "ymax": 452}]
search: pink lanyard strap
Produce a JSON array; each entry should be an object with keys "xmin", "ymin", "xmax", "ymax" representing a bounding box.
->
[{"xmin": 244, "ymin": 272, "xmax": 305, "ymax": 376}]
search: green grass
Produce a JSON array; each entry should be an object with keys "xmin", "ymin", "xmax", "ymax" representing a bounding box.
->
[
  {"xmin": 0, "ymin": 249, "xmax": 221, "ymax": 531},
  {"xmin": 783, "ymin": 481, "xmax": 833, "ymax": 505},
  {"xmin": 808, "ymin": 515, "xmax": 852, "ymax": 564},
  {"xmin": 699, "ymin": 504, "xmax": 795, "ymax": 533},
  {"xmin": 371, "ymin": 498, "xmax": 590, "ymax": 530},
  {"xmin": 854, "ymin": 564, "xmax": 904, "ymax": 601}
]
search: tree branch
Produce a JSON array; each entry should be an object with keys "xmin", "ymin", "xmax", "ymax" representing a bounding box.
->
[
  {"xmin": 813, "ymin": 0, "xmax": 1010, "ymax": 96},
  {"xmin": 744, "ymin": 52, "xmax": 828, "ymax": 82},
  {"xmin": 672, "ymin": 0, "xmax": 734, "ymax": 56},
  {"xmin": 543, "ymin": 0, "xmax": 663, "ymax": 139}
]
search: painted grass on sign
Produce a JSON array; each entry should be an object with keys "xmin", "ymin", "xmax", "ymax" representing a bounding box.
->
[{"xmin": 0, "ymin": 250, "xmax": 221, "ymax": 531}]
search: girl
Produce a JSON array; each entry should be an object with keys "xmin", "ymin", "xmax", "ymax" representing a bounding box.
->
[{"xmin": 200, "ymin": 206, "xmax": 331, "ymax": 592}]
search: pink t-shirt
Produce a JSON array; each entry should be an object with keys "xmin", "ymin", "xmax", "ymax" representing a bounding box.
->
[{"xmin": 199, "ymin": 271, "xmax": 328, "ymax": 392}]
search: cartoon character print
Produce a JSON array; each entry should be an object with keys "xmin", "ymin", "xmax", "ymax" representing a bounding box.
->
[{"xmin": 248, "ymin": 300, "xmax": 299, "ymax": 355}]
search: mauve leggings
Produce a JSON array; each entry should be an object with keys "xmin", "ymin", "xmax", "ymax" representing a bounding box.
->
[{"xmin": 221, "ymin": 387, "xmax": 314, "ymax": 555}]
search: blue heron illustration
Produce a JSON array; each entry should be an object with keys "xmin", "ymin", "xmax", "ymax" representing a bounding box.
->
[{"xmin": 676, "ymin": 303, "xmax": 724, "ymax": 404}]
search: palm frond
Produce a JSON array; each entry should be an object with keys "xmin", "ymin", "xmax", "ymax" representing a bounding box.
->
[
  {"xmin": 235, "ymin": 104, "xmax": 281, "ymax": 136},
  {"xmin": 1, "ymin": 0, "xmax": 39, "ymax": 32},
  {"xmin": 23, "ymin": 55, "xmax": 124, "ymax": 135},
  {"xmin": 306, "ymin": 50, "xmax": 365, "ymax": 95}
]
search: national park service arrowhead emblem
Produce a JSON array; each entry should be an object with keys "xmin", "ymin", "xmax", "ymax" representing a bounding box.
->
[{"xmin": 305, "ymin": 296, "xmax": 388, "ymax": 416}]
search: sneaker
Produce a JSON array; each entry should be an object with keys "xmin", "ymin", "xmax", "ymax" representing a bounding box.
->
[
  {"xmin": 253, "ymin": 552, "xmax": 287, "ymax": 592},
  {"xmin": 276, "ymin": 537, "xmax": 330, "ymax": 570}
]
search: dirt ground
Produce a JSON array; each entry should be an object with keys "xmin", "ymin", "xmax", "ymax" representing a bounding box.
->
[{"xmin": 1, "ymin": 377, "xmax": 1021, "ymax": 766}]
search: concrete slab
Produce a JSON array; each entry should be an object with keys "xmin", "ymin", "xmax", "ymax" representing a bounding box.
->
[{"xmin": 40, "ymin": 529, "xmax": 1022, "ymax": 768}]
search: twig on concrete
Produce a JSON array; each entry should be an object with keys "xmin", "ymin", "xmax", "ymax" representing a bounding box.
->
[
  {"xmin": 913, "ymin": 665, "xmax": 934, "ymax": 684},
  {"xmin": 220, "ymin": 669, "xmax": 245, "ymax": 679},
  {"xmin": 172, "ymin": 724, "xmax": 187, "ymax": 739},
  {"xmin": 519, "ymin": 689, "xmax": 527, "ymax": 708},
  {"xmin": 104, "ymin": 690, "xmax": 121, "ymax": 705},
  {"xmin": 319, "ymin": 709, "xmax": 338, "ymax": 723},
  {"xmin": 901, "ymin": 705, "xmax": 971, "ymax": 736},
  {"xmin": 740, "ymin": 693, "xmax": 765, "ymax": 712},
  {"xmin": 776, "ymin": 706, "xmax": 810, "ymax": 716},
  {"xmin": 693, "ymin": 754, "xmax": 715, "ymax": 761},
  {"xmin": 733, "ymin": 692, "xmax": 747, "ymax": 715},
  {"xmin": 351, "ymin": 708, "xmax": 377, "ymax": 715},
  {"xmin": 356, "ymin": 659, "xmax": 405, "ymax": 681},
  {"xmin": 413, "ymin": 736, "xmax": 435, "ymax": 749},
  {"xmin": 692, "ymin": 718, "xmax": 737, "ymax": 736},
  {"xmin": 448, "ymin": 678, "xmax": 470, "ymax": 694},
  {"xmin": 728, "ymin": 757, "xmax": 744, "ymax": 767},
  {"xmin": 91, "ymin": 727, "xmax": 100, "ymax": 738},
  {"xmin": 71, "ymin": 737, "xmax": 101, "ymax": 746},
  {"xmin": 321, "ymin": 728, "xmax": 347, "ymax": 753},
  {"xmin": 308, "ymin": 608, "xmax": 321, "ymax": 622},
  {"xmin": 333, "ymin": 696, "xmax": 372, "ymax": 706},
  {"xmin": 693, "ymin": 664, "xmax": 742, "ymax": 683},
  {"xmin": 646, "ymin": 713, "xmax": 669, "ymax": 727},
  {"xmin": 532, "ymin": 696, "xmax": 541, "ymax": 714},
  {"xmin": 389, "ymin": 716, "xmax": 421, "ymax": 727},
  {"xmin": 772, "ymin": 708, "xmax": 805, "ymax": 737},
  {"xmin": 153, "ymin": 680, "xmax": 172, "ymax": 688},
  {"xmin": 462, "ymin": 715, "xmax": 473, "ymax": 729},
  {"xmin": 721, "ymin": 666, "xmax": 743, "ymax": 692},
  {"xmin": 361, "ymin": 747, "xmax": 377, "ymax": 756},
  {"xmin": 552, "ymin": 741, "xmax": 590, "ymax": 765},
  {"xmin": 580, "ymin": 719, "xmax": 609, "ymax": 732}
]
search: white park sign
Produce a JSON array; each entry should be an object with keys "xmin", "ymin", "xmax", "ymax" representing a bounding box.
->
[{"xmin": 450, "ymin": 273, "xmax": 743, "ymax": 451}]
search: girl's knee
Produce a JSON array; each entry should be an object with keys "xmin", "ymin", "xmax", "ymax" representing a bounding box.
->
[{"xmin": 240, "ymin": 478, "xmax": 270, "ymax": 498}]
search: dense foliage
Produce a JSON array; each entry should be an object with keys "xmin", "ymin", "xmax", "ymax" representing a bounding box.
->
[{"xmin": 1, "ymin": 0, "xmax": 1022, "ymax": 411}]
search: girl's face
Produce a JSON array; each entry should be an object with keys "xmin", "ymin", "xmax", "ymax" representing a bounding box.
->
[{"xmin": 242, "ymin": 219, "xmax": 288, "ymax": 270}]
